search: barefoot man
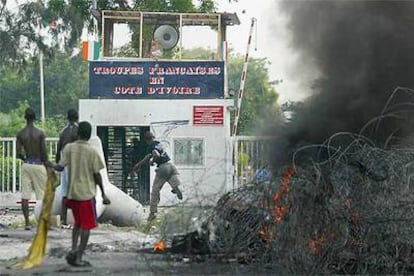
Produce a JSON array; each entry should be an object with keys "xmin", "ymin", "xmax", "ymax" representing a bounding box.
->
[
  {"xmin": 50, "ymin": 121, "xmax": 111, "ymax": 267},
  {"xmin": 16, "ymin": 108, "xmax": 48, "ymax": 230}
]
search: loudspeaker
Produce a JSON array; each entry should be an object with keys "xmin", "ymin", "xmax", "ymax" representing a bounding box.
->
[{"xmin": 153, "ymin": 25, "xmax": 179, "ymax": 50}]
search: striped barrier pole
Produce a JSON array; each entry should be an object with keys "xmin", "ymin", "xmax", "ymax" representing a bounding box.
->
[{"xmin": 232, "ymin": 17, "xmax": 257, "ymax": 136}]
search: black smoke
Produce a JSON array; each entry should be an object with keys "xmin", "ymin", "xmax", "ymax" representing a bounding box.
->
[{"xmin": 268, "ymin": 0, "xmax": 414, "ymax": 167}]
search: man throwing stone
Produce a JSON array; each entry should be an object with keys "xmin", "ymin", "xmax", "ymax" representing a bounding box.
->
[{"xmin": 133, "ymin": 131, "xmax": 183, "ymax": 222}]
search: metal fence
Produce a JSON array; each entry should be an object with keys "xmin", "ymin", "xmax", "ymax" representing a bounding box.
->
[
  {"xmin": 1, "ymin": 136, "xmax": 272, "ymax": 193},
  {"xmin": 232, "ymin": 136, "xmax": 274, "ymax": 187},
  {"xmin": 0, "ymin": 137, "xmax": 58, "ymax": 193}
]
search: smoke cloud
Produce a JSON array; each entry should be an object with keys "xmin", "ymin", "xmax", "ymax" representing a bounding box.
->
[{"xmin": 268, "ymin": 0, "xmax": 414, "ymax": 167}]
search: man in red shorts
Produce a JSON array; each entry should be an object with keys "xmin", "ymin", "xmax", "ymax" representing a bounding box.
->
[{"xmin": 50, "ymin": 121, "xmax": 110, "ymax": 267}]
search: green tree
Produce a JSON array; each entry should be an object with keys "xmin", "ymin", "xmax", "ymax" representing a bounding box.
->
[
  {"xmin": 0, "ymin": 65, "xmax": 32, "ymax": 112},
  {"xmin": 0, "ymin": 101, "xmax": 64, "ymax": 137},
  {"xmin": 0, "ymin": 102, "xmax": 29, "ymax": 137},
  {"xmin": 42, "ymin": 52, "xmax": 88, "ymax": 116},
  {"xmin": 0, "ymin": 52, "xmax": 87, "ymax": 117},
  {"xmin": 227, "ymin": 53, "xmax": 281, "ymax": 135},
  {"xmin": 0, "ymin": 0, "xmax": 131, "ymax": 66}
]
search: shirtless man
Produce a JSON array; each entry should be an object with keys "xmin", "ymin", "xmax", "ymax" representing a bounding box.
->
[
  {"xmin": 16, "ymin": 108, "xmax": 48, "ymax": 230},
  {"xmin": 56, "ymin": 109, "xmax": 79, "ymax": 227}
]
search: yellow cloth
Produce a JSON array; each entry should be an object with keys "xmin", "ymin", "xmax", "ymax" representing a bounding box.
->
[{"xmin": 13, "ymin": 168, "xmax": 58, "ymax": 270}]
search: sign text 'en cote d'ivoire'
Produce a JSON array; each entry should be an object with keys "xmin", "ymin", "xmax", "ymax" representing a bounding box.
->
[{"xmin": 89, "ymin": 61, "xmax": 224, "ymax": 99}]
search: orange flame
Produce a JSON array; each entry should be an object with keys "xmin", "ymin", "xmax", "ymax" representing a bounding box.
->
[
  {"xmin": 259, "ymin": 224, "xmax": 275, "ymax": 248},
  {"xmin": 259, "ymin": 226, "xmax": 274, "ymax": 240},
  {"xmin": 269, "ymin": 167, "xmax": 295, "ymax": 224},
  {"xmin": 154, "ymin": 240, "xmax": 166, "ymax": 252},
  {"xmin": 256, "ymin": 167, "xmax": 296, "ymax": 246}
]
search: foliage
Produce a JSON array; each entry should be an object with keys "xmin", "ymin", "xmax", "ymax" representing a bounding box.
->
[
  {"xmin": 227, "ymin": 53, "xmax": 281, "ymax": 135},
  {"xmin": 0, "ymin": 101, "xmax": 64, "ymax": 137},
  {"xmin": 0, "ymin": 0, "xmax": 139, "ymax": 66},
  {"xmin": 0, "ymin": 51, "xmax": 87, "ymax": 118},
  {"xmin": 41, "ymin": 52, "xmax": 88, "ymax": 116},
  {"xmin": 0, "ymin": 102, "xmax": 29, "ymax": 137}
]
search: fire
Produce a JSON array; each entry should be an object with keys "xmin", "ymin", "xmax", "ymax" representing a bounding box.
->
[
  {"xmin": 259, "ymin": 225, "xmax": 275, "ymax": 240},
  {"xmin": 255, "ymin": 167, "xmax": 295, "ymax": 247},
  {"xmin": 269, "ymin": 167, "xmax": 295, "ymax": 224},
  {"xmin": 154, "ymin": 240, "xmax": 166, "ymax": 252}
]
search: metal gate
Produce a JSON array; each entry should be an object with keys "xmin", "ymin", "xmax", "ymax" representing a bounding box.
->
[
  {"xmin": 97, "ymin": 126, "xmax": 151, "ymax": 205},
  {"xmin": 232, "ymin": 136, "xmax": 274, "ymax": 187}
]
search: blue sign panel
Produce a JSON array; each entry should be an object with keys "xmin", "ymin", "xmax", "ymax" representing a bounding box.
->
[{"xmin": 89, "ymin": 61, "xmax": 224, "ymax": 99}]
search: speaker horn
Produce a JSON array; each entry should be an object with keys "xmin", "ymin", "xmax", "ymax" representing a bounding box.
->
[{"xmin": 153, "ymin": 25, "xmax": 179, "ymax": 50}]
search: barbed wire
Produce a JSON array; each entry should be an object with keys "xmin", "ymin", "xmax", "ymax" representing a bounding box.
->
[{"xmin": 145, "ymin": 87, "xmax": 414, "ymax": 274}]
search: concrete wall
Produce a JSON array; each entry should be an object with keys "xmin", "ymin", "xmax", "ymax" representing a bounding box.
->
[{"xmin": 79, "ymin": 99, "xmax": 234, "ymax": 207}]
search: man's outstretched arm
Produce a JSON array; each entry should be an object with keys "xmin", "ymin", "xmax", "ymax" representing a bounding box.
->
[
  {"xmin": 132, "ymin": 153, "xmax": 152, "ymax": 172},
  {"xmin": 44, "ymin": 161, "xmax": 65, "ymax": 172}
]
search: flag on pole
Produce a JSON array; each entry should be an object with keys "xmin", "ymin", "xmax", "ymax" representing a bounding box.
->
[{"xmin": 82, "ymin": 40, "xmax": 100, "ymax": 61}]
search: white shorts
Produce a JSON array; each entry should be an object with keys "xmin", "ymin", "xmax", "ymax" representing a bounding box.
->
[{"xmin": 21, "ymin": 163, "xmax": 47, "ymax": 200}]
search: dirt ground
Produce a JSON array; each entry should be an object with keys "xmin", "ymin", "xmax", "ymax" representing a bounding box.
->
[{"xmin": 0, "ymin": 210, "xmax": 274, "ymax": 276}]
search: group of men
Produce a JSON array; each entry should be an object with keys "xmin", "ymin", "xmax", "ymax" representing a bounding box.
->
[
  {"xmin": 16, "ymin": 108, "xmax": 110, "ymax": 266},
  {"xmin": 15, "ymin": 107, "xmax": 183, "ymax": 266}
]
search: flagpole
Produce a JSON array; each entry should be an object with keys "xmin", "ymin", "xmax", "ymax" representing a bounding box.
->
[
  {"xmin": 92, "ymin": 0, "xmax": 98, "ymax": 40},
  {"xmin": 39, "ymin": 50, "xmax": 45, "ymax": 123}
]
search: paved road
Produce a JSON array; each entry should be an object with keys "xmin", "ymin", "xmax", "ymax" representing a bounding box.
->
[{"xmin": 0, "ymin": 226, "xmax": 274, "ymax": 275}]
